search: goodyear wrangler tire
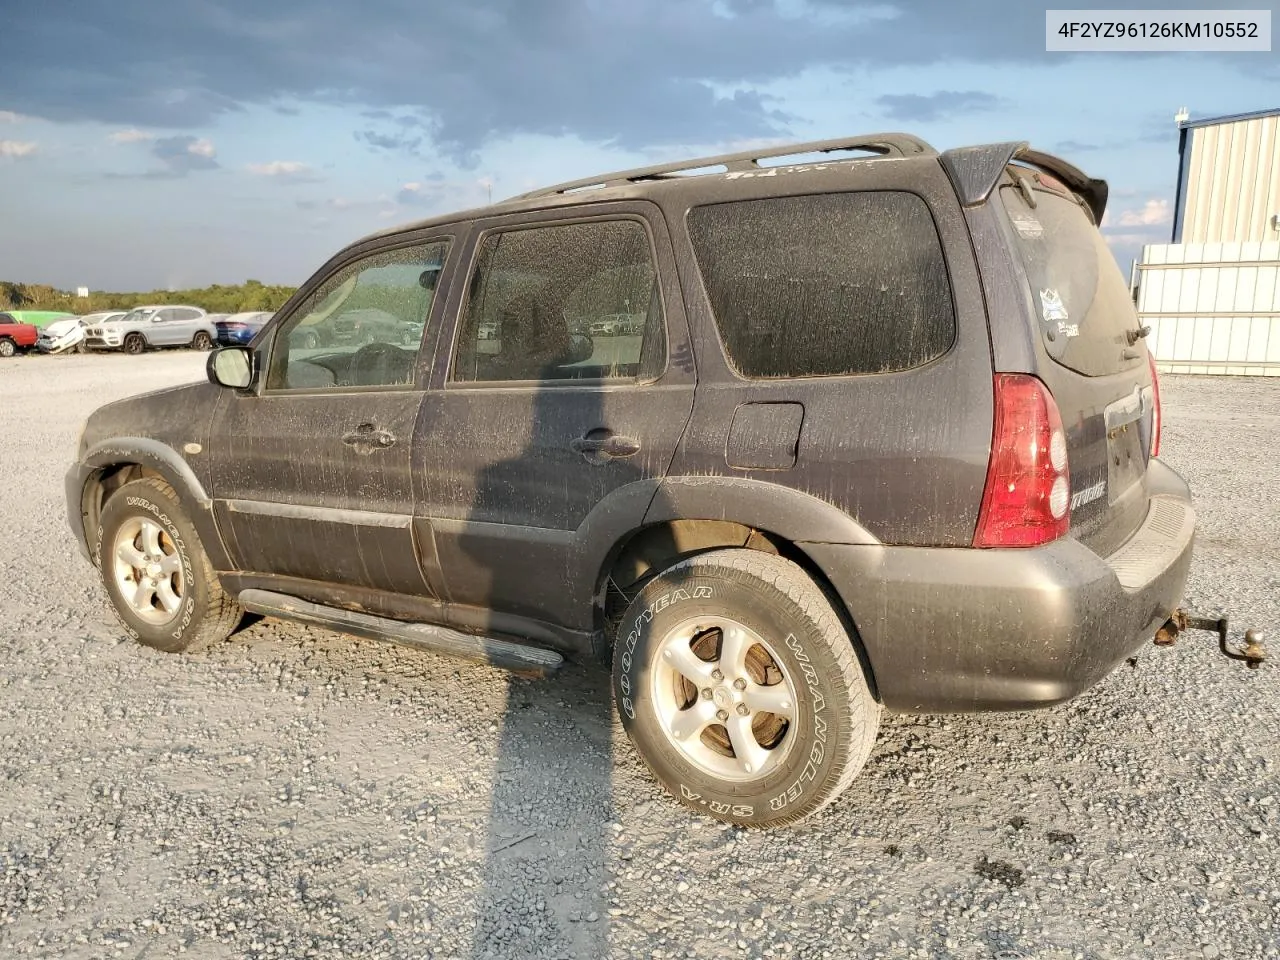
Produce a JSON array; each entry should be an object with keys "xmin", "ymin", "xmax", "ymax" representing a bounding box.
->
[
  {"xmin": 613, "ymin": 549, "xmax": 880, "ymax": 827},
  {"xmin": 95, "ymin": 478, "xmax": 241, "ymax": 653}
]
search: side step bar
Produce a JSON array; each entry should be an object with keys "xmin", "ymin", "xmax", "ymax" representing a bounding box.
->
[{"xmin": 238, "ymin": 589, "xmax": 565, "ymax": 676}]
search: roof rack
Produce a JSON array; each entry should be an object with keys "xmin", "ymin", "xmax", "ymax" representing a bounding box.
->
[{"xmin": 511, "ymin": 132, "xmax": 936, "ymax": 201}]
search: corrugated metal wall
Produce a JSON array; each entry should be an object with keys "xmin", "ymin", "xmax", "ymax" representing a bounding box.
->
[
  {"xmin": 1138, "ymin": 241, "xmax": 1280, "ymax": 376},
  {"xmin": 1183, "ymin": 114, "xmax": 1280, "ymax": 244}
]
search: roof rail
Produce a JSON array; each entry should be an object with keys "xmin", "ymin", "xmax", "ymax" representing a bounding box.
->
[{"xmin": 510, "ymin": 132, "xmax": 936, "ymax": 201}]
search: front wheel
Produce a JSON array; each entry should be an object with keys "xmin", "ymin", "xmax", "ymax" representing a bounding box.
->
[
  {"xmin": 613, "ymin": 549, "xmax": 880, "ymax": 827},
  {"xmin": 95, "ymin": 477, "xmax": 242, "ymax": 652},
  {"xmin": 191, "ymin": 330, "xmax": 213, "ymax": 350},
  {"xmin": 122, "ymin": 333, "xmax": 146, "ymax": 355}
]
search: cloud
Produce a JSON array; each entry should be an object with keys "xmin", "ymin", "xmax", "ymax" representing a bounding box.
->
[
  {"xmin": 246, "ymin": 159, "xmax": 318, "ymax": 180},
  {"xmin": 150, "ymin": 135, "xmax": 219, "ymax": 175},
  {"xmin": 356, "ymin": 128, "xmax": 426, "ymax": 156},
  {"xmin": 0, "ymin": 0, "xmax": 1055, "ymax": 161},
  {"xmin": 0, "ymin": 140, "xmax": 38, "ymax": 158},
  {"xmin": 876, "ymin": 90, "xmax": 1001, "ymax": 122},
  {"xmin": 1116, "ymin": 198, "xmax": 1171, "ymax": 228},
  {"xmin": 0, "ymin": 111, "xmax": 25, "ymax": 123},
  {"xmin": 109, "ymin": 128, "xmax": 154, "ymax": 144}
]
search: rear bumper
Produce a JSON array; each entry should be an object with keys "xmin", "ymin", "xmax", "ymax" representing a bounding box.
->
[{"xmin": 802, "ymin": 459, "xmax": 1195, "ymax": 713}]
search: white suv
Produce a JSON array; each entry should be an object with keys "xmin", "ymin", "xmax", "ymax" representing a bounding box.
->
[{"xmin": 84, "ymin": 305, "xmax": 215, "ymax": 354}]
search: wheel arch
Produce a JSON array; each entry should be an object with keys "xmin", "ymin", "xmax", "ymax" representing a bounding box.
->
[
  {"xmin": 75, "ymin": 438, "xmax": 232, "ymax": 570},
  {"xmin": 590, "ymin": 488, "xmax": 883, "ymax": 702}
]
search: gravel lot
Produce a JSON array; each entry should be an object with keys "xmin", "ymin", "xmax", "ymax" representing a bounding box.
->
[{"xmin": 2, "ymin": 350, "xmax": 1278, "ymax": 960}]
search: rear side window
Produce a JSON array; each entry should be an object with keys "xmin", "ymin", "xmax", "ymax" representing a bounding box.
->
[
  {"xmin": 1001, "ymin": 178, "xmax": 1143, "ymax": 377},
  {"xmin": 451, "ymin": 218, "xmax": 666, "ymax": 383},
  {"xmin": 687, "ymin": 192, "xmax": 955, "ymax": 378}
]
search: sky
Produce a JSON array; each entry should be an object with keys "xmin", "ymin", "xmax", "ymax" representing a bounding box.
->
[{"xmin": 0, "ymin": 0, "xmax": 1276, "ymax": 292}]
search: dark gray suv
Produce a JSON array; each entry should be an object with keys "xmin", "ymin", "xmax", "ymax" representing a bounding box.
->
[{"xmin": 66, "ymin": 133, "xmax": 1192, "ymax": 827}]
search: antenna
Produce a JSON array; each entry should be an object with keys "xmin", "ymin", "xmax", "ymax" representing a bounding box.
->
[{"xmin": 1175, "ymin": 107, "xmax": 1190, "ymax": 124}]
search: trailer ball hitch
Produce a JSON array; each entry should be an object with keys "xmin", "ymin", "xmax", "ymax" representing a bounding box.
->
[{"xmin": 1154, "ymin": 609, "xmax": 1267, "ymax": 669}]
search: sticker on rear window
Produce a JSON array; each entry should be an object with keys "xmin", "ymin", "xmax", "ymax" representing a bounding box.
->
[
  {"xmin": 1010, "ymin": 212, "xmax": 1044, "ymax": 239},
  {"xmin": 1040, "ymin": 289, "xmax": 1078, "ymax": 337}
]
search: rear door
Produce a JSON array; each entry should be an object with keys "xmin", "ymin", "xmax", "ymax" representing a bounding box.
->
[
  {"xmin": 997, "ymin": 169, "xmax": 1155, "ymax": 555},
  {"xmin": 416, "ymin": 203, "xmax": 695, "ymax": 630}
]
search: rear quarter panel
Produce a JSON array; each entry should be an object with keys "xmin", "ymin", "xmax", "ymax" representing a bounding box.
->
[{"xmin": 658, "ymin": 158, "xmax": 994, "ymax": 546}]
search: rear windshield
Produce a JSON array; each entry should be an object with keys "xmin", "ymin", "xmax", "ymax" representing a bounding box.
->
[{"xmin": 1001, "ymin": 177, "xmax": 1143, "ymax": 377}]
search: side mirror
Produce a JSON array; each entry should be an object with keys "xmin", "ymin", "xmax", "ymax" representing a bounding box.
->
[{"xmin": 208, "ymin": 347, "xmax": 254, "ymax": 390}]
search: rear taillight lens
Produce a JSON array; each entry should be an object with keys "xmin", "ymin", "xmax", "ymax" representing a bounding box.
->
[
  {"xmin": 1148, "ymin": 351, "xmax": 1162, "ymax": 458},
  {"xmin": 974, "ymin": 374, "xmax": 1071, "ymax": 548}
]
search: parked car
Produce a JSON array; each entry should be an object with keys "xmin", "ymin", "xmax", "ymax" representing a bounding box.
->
[
  {"xmin": 214, "ymin": 311, "xmax": 274, "ymax": 346},
  {"xmin": 0, "ymin": 312, "xmax": 41, "ymax": 357},
  {"xmin": 37, "ymin": 311, "xmax": 126, "ymax": 354},
  {"xmin": 288, "ymin": 307, "xmax": 421, "ymax": 350},
  {"xmin": 2, "ymin": 310, "xmax": 77, "ymax": 328},
  {"xmin": 67, "ymin": 132, "xmax": 1196, "ymax": 828},
  {"xmin": 83, "ymin": 305, "xmax": 215, "ymax": 354}
]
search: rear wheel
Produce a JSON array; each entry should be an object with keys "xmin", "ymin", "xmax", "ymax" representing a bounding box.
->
[
  {"xmin": 613, "ymin": 549, "xmax": 880, "ymax": 827},
  {"xmin": 123, "ymin": 333, "xmax": 146, "ymax": 355},
  {"xmin": 191, "ymin": 330, "xmax": 213, "ymax": 350},
  {"xmin": 0, "ymin": 338, "xmax": 15, "ymax": 358},
  {"xmin": 96, "ymin": 478, "xmax": 241, "ymax": 652}
]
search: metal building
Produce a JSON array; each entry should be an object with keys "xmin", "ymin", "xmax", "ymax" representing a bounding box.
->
[{"xmin": 1138, "ymin": 108, "xmax": 1280, "ymax": 375}]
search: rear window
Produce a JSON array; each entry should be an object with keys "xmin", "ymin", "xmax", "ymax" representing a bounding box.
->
[
  {"xmin": 1001, "ymin": 178, "xmax": 1143, "ymax": 377},
  {"xmin": 687, "ymin": 192, "xmax": 955, "ymax": 379}
]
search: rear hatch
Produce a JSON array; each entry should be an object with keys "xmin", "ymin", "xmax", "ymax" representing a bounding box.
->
[{"xmin": 997, "ymin": 167, "xmax": 1156, "ymax": 557}]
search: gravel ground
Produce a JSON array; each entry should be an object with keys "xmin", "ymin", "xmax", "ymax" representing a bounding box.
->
[{"xmin": 1, "ymin": 350, "xmax": 1278, "ymax": 960}]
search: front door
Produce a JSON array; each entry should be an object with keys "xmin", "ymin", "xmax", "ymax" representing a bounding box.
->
[
  {"xmin": 149, "ymin": 307, "xmax": 193, "ymax": 345},
  {"xmin": 416, "ymin": 206, "xmax": 695, "ymax": 630},
  {"xmin": 208, "ymin": 236, "xmax": 456, "ymax": 597}
]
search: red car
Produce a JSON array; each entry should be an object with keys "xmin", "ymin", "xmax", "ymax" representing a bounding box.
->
[{"xmin": 0, "ymin": 313, "xmax": 41, "ymax": 358}]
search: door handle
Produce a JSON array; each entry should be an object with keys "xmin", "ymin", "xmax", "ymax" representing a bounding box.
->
[
  {"xmin": 570, "ymin": 433, "xmax": 641, "ymax": 461},
  {"xmin": 342, "ymin": 423, "xmax": 397, "ymax": 449}
]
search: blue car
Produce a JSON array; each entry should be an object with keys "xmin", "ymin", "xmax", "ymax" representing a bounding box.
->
[{"xmin": 214, "ymin": 311, "xmax": 274, "ymax": 346}]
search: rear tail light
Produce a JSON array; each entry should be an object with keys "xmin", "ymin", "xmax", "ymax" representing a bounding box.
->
[
  {"xmin": 1148, "ymin": 351, "xmax": 1162, "ymax": 458},
  {"xmin": 974, "ymin": 374, "xmax": 1071, "ymax": 548}
]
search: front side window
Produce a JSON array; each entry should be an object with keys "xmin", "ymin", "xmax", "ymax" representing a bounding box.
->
[
  {"xmin": 688, "ymin": 192, "xmax": 955, "ymax": 378},
  {"xmin": 451, "ymin": 218, "xmax": 665, "ymax": 383},
  {"xmin": 267, "ymin": 240, "xmax": 450, "ymax": 391}
]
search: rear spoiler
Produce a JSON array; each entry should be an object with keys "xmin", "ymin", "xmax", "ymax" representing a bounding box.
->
[{"xmin": 939, "ymin": 142, "xmax": 1109, "ymax": 225}]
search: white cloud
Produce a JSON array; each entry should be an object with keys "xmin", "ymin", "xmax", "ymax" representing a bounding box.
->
[
  {"xmin": 109, "ymin": 128, "xmax": 154, "ymax": 144},
  {"xmin": 0, "ymin": 140, "xmax": 38, "ymax": 158},
  {"xmin": 1117, "ymin": 198, "xmax": 1171, "ymax": 228},
  {"xmin": 0, "ymin": 111, "xmax": 25, "ymax": 123},
  {"xmin": 187, "ymin": 138, "xmax": 216, "ymax": 158},
  {"xmin": 246, "ymin": 160, "xmax": 313, "ymax": 177}
]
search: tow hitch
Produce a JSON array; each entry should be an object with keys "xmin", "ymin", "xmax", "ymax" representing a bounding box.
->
[{"xmin": 1154, "ymin": 609, "xmax": 1267, "ymax": 669}]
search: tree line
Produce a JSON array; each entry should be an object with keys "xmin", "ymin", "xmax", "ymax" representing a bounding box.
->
[{"xmin": 0, "ymin": 279, "xmax": 298, "ymax": 315}]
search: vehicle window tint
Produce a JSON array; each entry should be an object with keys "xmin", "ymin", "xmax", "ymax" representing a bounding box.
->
[
  {"xmin": 688, "ymin": 192, "xmax": 955, "ymax": 378},
  {"xmin": 153, "ymin": 309, "xmax": 176, "ymax": 322},
  {"xmin": 1001, "ymin": 177, "xmax": 1144, "ymax": 377},
  {"xmin": 451, "ymin": 219, "xmax": 665, "ymax": 383},
  {"xmin": 267, "ymin": 240, "xmax": 450, "ymax": 391}
]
